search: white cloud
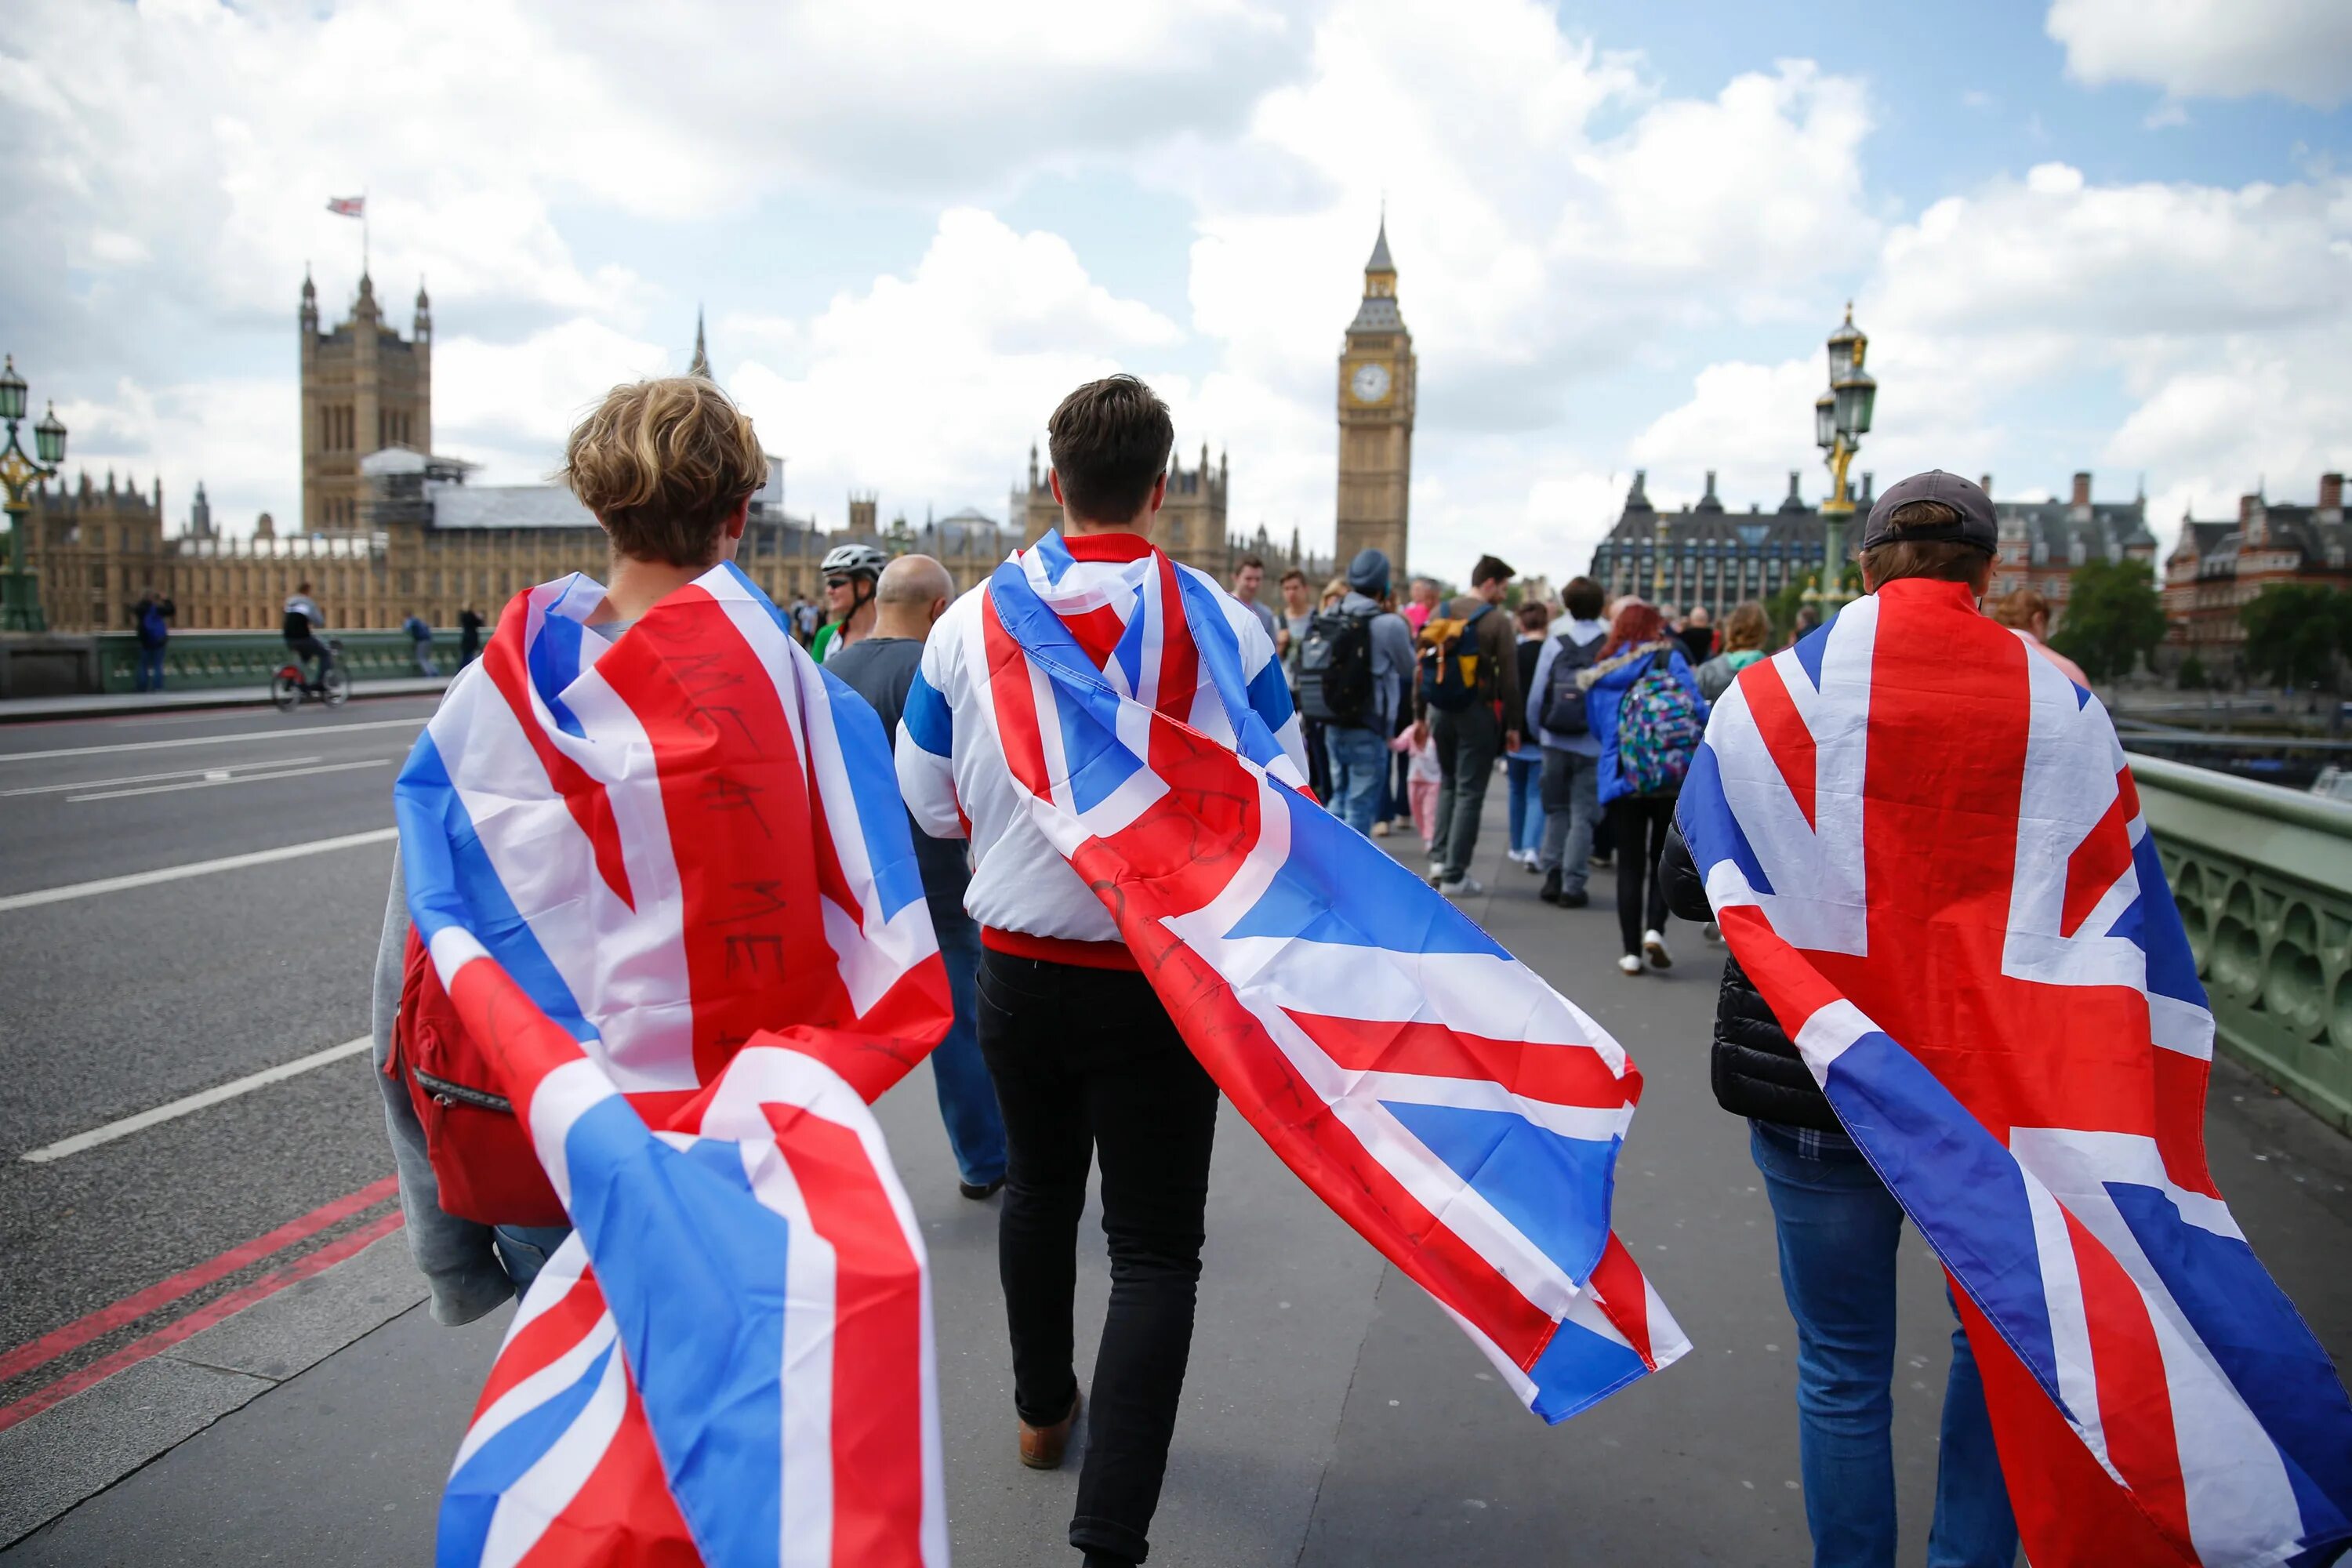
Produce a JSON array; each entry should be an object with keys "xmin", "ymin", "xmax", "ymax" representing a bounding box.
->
[
  {"xmin": 1178, "ymin": 0, "xmax": 1878, "ymax": 573},
  {"xmin": 2047, "ymin": 0, "xmax": 2352, "ymax": 109},
  {"xmin": 724, "ymin": 209, "xmax": 1182, "ymax": 528},
  {"xmin": 44, "ymin": 376, "xmax": 292, "ymax": 538}
]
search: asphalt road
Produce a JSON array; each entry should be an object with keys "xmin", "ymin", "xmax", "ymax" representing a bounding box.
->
[
  {"xmin": 5, "ymin": 768, "xmax": 2348, "ymax": 1565},
  {"xmin": 0, "ymin": 697, "xmax": 437, "ymax": 1367}
]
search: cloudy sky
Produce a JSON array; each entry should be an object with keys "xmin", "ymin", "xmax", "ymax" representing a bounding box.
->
[{"xmin": 3, "ymin": 0, "xmax": 2347, "ymax": 577}]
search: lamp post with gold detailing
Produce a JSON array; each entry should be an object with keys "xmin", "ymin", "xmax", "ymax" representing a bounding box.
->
[
  {"xmin": 0, "ymin": 355, "xmax": 67, "ymax": 632},
  {"xmin": 1810, "ymin": 304, "xmax": 1875, "ymax": 615}
]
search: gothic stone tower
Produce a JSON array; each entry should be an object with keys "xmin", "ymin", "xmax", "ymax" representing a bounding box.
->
[
  {"xmin": 1335, "ymin": 219, "xmax": 1415, "ymax": 572},
  {"xmin": 302, "ymin": 270, "xmax": 432, "ymax": 532}
]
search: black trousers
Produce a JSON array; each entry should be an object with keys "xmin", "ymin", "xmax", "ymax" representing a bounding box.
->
[
  {"xmin": 1606, "ymin": 793, "xmax": 1677, "ymax": 956},
  {"xmin": 976, "ymin": 950, "xmax": 1219, "ymax": 1566}
]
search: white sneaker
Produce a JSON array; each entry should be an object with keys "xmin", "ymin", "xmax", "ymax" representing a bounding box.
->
[
  {"xmin": 1617, "ymin": 953, "xmax": 1643, "ymax": 975},
  {"xmin": 1643, "ymin": 929, "xmax": 1672, "ymax": 969},
  {"xmin": 1438, "ymin": 876, "xmax": 1485, "ymax": 898},
  {"xmin": 1521, "ymin": 853, "xmax": 1542, "ymax": 874},
  {"xmin": 1428, "ymin": 860, "xmax": 1445, "ymax": 879}
]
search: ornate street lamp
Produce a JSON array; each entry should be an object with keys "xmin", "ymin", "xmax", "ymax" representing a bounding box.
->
[
  {"xmin": 1812, "ymin": 304, "xmax": 1875, "ymax": 615},
  {"xmin": 0, "ymin": 355, "xmax": 66, "ymax": 631}
]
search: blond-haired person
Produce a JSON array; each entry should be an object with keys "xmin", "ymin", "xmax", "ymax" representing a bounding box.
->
[
  {"xmin": 1988, "ymin": 588, "xmax": 2090, "ymax": 688},
  {"xmin": 370, "ymin": 376, "xmax": 775, "ymax": 1323},
  {"xmin": 559, "ymin": 375, "xmax": 768, "ymax": 631}
]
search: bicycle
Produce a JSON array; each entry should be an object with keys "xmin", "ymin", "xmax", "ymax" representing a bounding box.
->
[{"xmin": 271, "ymin": 637, "xmax": 349, "ymax": 711}]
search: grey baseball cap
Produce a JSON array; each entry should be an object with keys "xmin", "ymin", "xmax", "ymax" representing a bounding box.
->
[{"xmin": 1860, "ymin": 470, "xmax": 1997, "ymax": 554}]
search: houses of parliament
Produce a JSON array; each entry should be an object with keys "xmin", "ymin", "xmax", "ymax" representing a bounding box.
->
[{"xmin": 17, "ymin": 238, "xmax": 1397, "ymax": 634}]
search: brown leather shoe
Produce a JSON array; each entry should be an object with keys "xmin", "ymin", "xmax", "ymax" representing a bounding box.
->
[{"xmin": 1018, "ymin": 1389, "xmax": 1081, "ymax": 1470}]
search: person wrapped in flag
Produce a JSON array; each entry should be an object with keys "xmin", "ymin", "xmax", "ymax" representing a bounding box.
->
[
  {"xmin": 1671, "ymin": 470, "xmax": 2352, "ymax": 1567},
  {"xmin": 378, "ymin": 376, "xmax": 954, "ymax": 1564},
  {"xmin": 896, "ymin": 375, "xmax": 1685, "ymax": 1568}
]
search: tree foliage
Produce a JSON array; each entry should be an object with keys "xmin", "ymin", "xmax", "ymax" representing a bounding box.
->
[
  {"xmin": 2050, "ymin": 559, "xmax": 2166, "ymax": 682},
  {"xmin": 2238, "ymin": 583, "xmax": 2352, "ymax": 689},
  {"xmin": 2176, "ymin": 653, "xmax": 2208, "ymax": 691}
]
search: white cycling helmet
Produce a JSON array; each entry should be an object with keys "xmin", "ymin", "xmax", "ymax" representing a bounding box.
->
[{"xmin": 820, "ymin": 543, "xmax": 887, "ymax": 579}]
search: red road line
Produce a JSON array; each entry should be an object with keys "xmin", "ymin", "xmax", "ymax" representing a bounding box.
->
[
  {"xmin": 0, "ymin": 1174, "xmax": 400, "ymax": 1385},
  {"xmin": 0, "ymin": 1208, "xmax": 406, "ymax": 1434}
]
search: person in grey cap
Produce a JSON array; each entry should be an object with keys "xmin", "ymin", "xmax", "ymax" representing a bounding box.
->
[
  {"xmin": 1656, "ymin": 468, "xmax": 2019, "ymax": 1568},
  {"xmin": 1298, "ymin": 548, "xmax": 1415, "ymax": 836}
]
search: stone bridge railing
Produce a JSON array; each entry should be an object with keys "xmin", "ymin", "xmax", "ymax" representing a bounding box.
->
[{"xmin": 2131, "ymin": 752, "xmax": 2352, "ymax": 1136}]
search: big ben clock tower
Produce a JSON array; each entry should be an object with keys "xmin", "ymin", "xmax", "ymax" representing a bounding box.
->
[{"xmin": 1336, "ymin": 217, "xmax": 1416, "ymax": 572}]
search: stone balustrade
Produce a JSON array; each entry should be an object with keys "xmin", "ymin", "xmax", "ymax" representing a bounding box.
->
[{"xmin": 2131, "ymin": 751, "xmax": 2352, "ymax": 1134}]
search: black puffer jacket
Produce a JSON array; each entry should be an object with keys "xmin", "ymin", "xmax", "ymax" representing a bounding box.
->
[{"xmin": 1658, "ymin": 825, "xmax": 1840, "ymax": 1133}]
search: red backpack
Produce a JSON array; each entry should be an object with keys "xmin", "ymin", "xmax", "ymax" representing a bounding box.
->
[{"xmin": 387, "ymin": 927, "xmax": 567, "ymax": 1226}]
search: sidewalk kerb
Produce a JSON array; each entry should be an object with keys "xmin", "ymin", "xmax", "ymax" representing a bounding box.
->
[{"xmin": 0, "ymin": 1232, "xmax": 426, "ymax": 1549}]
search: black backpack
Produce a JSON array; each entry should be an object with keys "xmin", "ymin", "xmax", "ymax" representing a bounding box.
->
[
  {"xmin": 1299, "ymin": 605, "xmax": 1377, "ymax": 725},
  {"xmin": 1540, "ymin": 632, "xmax": 1602, "ymax": 736}
]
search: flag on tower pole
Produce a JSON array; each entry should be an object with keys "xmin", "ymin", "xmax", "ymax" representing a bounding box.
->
[{"xmin": 326, "ymin": 194, "xmax": 368, "ymax": 275}]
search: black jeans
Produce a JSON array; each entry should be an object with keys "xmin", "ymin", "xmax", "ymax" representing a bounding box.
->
[
  {"xmin": 976, "ymin": 951, "xmax": 1220, "ymax": 1566},
  {"xmin": 288, "ymin": 634, "xmax": 332, "ymax": 690},
  {"xmin": 1606, "ymin": 792, "xmax": 1676, "ymax": 956}
]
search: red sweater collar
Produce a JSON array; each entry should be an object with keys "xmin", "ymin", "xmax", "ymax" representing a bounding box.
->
[{"xmin": 1058, "ymin": 530, "xmax": 1157, "ymax": 563}]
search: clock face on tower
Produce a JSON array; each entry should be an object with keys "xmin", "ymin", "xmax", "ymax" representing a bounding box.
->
[{"xmin": 1350, "ymin": 361, "xmax": 1391, "ymax": 404}]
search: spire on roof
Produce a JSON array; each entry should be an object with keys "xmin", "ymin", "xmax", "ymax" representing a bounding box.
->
[
  {"xmin": 1366, "ymin": 213, "xmax": 1394, "ymax": 274},
  {"xmin": 688, "ymin": 307, "xmax": 711, "ymax": 379}
]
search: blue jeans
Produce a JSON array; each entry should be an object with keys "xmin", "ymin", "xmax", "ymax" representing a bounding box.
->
[
  {"xmin": 492, "ymin": 1224, "xmax": 572, "ymax": 1300},
  {"xmin": 1324, "ymin": 722, "xmax": 1388, "ymax": 836},
  {"xmin": 931, "ymin": 907, "xmax": 1009, "ymax": 1188},
  {"xmin": 136, "ymin": 646, "xmax": 166, "ymax": 692},
  {"xmin": 1504, "ymin": 752, "xmax": 1544, "ymax": 855},
  {"xmin": 1750, "ymin": 1122, "xmax": 2018, "ymax": 1568}
]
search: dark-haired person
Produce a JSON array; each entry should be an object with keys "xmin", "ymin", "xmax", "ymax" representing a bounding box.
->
[
  {"xmin": 1231, "ymin": 553, "xmax": 1277, "ymax": 642},
  {"xmin": 372, "ymin": 376, "xmax": 786, "ymax": 1321},
  {"xmin": 282, "ymin": 581, "xmax": 332, "ymax": 692},
  {"xmin": 1524, "ymin": 575, "xmax": 1610, "ymax": 907},
  {"xmin": 1421, "ymin": 554, "xmax": 1521, "ymax": 897},
  {"xmin": 898, "ymin": 375, "xmax": 1304, "ymax": 1568},
  {"xmin": 1660, "ymin": 472, "xmax": 2019, "ymax": 1568},
  {"xmin": 1504, "ymin": 600, "xmax": 1552, "ymax": 870}
]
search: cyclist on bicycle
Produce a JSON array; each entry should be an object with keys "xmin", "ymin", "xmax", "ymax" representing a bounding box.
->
[
  {"xmin": 810, "ymin": 542, "xmax": 886, "ymax": 664},
  {"xmin": 283, "ymin": 583, "xmax": 333, "ymax": 692}
]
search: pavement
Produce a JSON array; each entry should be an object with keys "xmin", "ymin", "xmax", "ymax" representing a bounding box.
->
[{"xmin": 1, "ymin": 726, "xmax": 2348, "ymax": 1566}]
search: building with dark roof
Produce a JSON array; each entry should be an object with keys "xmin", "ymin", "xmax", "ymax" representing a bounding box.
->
[
  {"xmin": 1988, "ymin": 471, "xmax": 2155, "ymax": 615},
  {"xmin": 2164, "ymin": 474, "xmax": 2349, "ymax": 663},
  {"xmin": 1586, "ymin": 468, "xmax": 2151, "ymax": 630},
  {"xmin": 1586, "ymin": 468, "xmax": 1875, "ymax": 619}
]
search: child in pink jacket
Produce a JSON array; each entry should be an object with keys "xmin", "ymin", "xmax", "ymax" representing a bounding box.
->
[{"xmin": 1389, "ymin": 720, "xmax": 1442, "ymax": 851}]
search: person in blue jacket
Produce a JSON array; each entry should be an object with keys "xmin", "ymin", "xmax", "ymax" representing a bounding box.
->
[{"xmin": 1577, "ymin": 598, "xmax": 1708, "ymax": 975}]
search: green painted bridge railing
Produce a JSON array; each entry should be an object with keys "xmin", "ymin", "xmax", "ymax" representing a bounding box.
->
[
  {"xmin": 2131, "ymin": 750, "xmax": 2352, "ymax": 1135},
  {"xmin": 94, "ymin": 630, "xmax": 463, "ymax": 694}
]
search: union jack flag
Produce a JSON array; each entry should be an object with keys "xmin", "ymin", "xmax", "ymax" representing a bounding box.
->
[
  {"xmin": 326, "ymin": 194, "xmax": 365, "ymax": 218},
  {"xmin": 397, "ymin": 563, "xmax": 953, "ymax": 1565},
  {"xmin": 902, "ymin": 532, "xmax": 1686, "ymax": 1421},
  {"xmin": 1677, "ymin": 577, "xmax": 2352, "ymax": 1566}
]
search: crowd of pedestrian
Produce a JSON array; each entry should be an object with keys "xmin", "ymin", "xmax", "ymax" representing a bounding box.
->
[{"xmin": 361, "ymin": 358, "xmax": 2307, "ymax": 1568}]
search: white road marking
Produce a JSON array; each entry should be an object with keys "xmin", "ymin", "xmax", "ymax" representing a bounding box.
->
[
  {"xmin": 19, "ymin": 1036, "xmax": 374, "ymax": 1163},
  {"xmin": 0, "ymin": 716, "xmax": 425, "ymax": 766},
  {"xmin": 2, "ymin": 757, "xmax": 325, "ymax": 797},
  {"xmin": 69, "ymin": 757, "xmax": 391, "ymax": 803},
  {"xmin": 0, "ymin": 827, "xmax": 398, "ymax": 913}
]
